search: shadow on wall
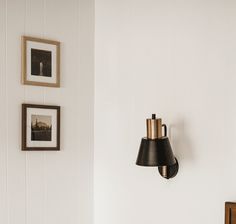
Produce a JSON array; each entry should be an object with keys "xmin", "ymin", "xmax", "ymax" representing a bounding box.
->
[{"xmin": 168, "ymin": 119, "xmax": 194, "ymax": 165}]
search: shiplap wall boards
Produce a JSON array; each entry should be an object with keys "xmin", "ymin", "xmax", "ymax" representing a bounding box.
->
[{"xmin": 0, "ymin": 0, "xmax": 94, "ymax": 224}]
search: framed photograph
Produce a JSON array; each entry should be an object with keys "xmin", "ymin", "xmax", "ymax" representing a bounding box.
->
[
  {"xmin": 22, "ymin": 104, "xmax": 60, "ymax": 151},
  {"xmin": 21, "ymin": 36, "xmax": 60, "ymax": 87}
]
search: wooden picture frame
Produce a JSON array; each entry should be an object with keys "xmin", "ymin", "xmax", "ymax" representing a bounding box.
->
[
  {"xmin": 225, "ymin": 202, "xmax": 236, "ymax": 224},
  {"xmin": 22, "ymin": 104, "xmax": 60, "ymax": 151},
  {"xmin": 21, "ymin": 36, "xmax": 60, "ymax": 87}
]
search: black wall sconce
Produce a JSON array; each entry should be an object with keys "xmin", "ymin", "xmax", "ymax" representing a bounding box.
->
[{"xmin": 136, "ymin": 114, "xmax": 179, "ymax": 179}]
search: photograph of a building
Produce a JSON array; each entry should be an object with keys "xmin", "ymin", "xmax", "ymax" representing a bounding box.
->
[{"xmin": 31, "ymin": 115, "xmax": 52, "ymax": 141}]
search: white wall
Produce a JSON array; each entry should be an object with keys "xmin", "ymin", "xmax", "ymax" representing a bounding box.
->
[
  {"xmin": 0, "ymin": 0, "xmax": 94, "ymax": 224},
  {"xmin": 94, "ymin": 0, "xmax": 236, "ymax": 224}
]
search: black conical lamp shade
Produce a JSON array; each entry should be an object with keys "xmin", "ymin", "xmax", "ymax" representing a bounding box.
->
[{"xmin": 136, "ymin": 137, "xmax": 176, "ymax": 166}]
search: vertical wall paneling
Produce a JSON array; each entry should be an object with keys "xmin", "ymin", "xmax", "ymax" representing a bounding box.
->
[
  {"xmin": 24, "ymin": 1, "xmax": 45, "ymax": 224},
  {"xmin": 0, "ymin": 0, "xmax": 7, "ymax": 223},
  {"xmin": 6, "ymin": 0, "xmax": 26, "ymax": 223},
  {"xmin": 0, "ymin": 0, "xmax": 94, "ymax": 224},
  {"xmin": 44, "ymin": 0, "xmax": 79, "ymax": 223},
  {"xmin": 77, "ymin": 0, "xmax": 94, "ymax": 223}
]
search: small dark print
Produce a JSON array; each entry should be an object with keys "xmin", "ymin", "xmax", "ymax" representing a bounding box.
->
[
  {"xmin": 31, "ymin": 48, "xmax": 52, "ymax": 77},
  {"xmin": 31, "ymin": 115, "xmax": 52, "ymax": 141}
]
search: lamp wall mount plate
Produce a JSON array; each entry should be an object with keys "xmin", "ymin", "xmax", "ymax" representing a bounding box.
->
[{"xmin": 158, "ymin": 158, "xmax": 179, "ymax": 179}]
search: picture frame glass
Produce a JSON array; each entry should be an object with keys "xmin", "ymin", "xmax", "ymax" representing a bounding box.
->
[
  {"xmin": 26, "ymin": 41, "xmax": 57, "ymax": 84},
  {"xmin": 26, "ymin": 107, "xmax": 57, "ymax": 148}
]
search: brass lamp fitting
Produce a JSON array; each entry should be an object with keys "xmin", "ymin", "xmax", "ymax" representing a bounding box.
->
[{"xmin": 146, "ymin": 114, "xmax": 162, "ymax": 139}]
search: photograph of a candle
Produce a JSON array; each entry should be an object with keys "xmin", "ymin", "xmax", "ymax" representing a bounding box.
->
[
  {"xmin": 22, "ymin": 36, "xmax": 60, "ymax": 87},
  {"xmin": 31, "ymin": 48, "xmax": 52, "ymax": 77}
]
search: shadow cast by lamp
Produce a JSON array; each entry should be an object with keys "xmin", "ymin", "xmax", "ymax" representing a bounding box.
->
[{"xmin": 168, "ymin": 119, "xmax": 194, "ymax": 164}]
